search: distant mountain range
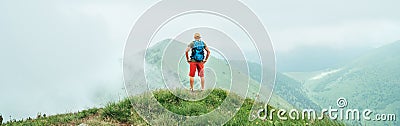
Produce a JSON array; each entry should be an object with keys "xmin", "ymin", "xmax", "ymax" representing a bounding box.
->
[{"xmin": 285, "ymin": 40, "xmax": 400, "ymax": 125}]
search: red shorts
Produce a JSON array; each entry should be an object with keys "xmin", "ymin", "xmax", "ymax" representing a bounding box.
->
[{"xmin": 189, "ymin": 62, "xmax": 204, "ymax": 77}]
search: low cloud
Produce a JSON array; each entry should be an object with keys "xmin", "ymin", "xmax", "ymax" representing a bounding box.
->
[{"xmin": 271, "ymin": 20, "xmax": 400, "ymax": 52}]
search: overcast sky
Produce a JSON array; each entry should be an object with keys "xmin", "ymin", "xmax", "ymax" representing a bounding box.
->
[{"xmin": 0, "ymin": 0, "xmax": 399, "ymax": 121}]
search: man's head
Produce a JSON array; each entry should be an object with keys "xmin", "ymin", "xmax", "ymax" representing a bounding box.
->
[{"xmin": 194, "ymin": 33, "xmax": 201, "ymax": 40}]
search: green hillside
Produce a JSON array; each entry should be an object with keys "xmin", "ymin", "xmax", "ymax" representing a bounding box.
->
[
  {"xmin": 274, "ymin": 73, "xmax": 321, "ymax": 110},
  {"xmin": 286, "ymin": 41, "xmax": 400, "ymax": 125},
  {"xmin": 230, "ymin": 60, "xmax": 321, "ymax": 110},
  {"xmin": 3, "ymin": 89, "xmax": 344, "ymax": 126}
]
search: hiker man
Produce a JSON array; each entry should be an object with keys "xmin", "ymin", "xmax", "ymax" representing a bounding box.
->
[{"xmin": 185, "ymin": 33, "xmax": 210, "ymax": 91}]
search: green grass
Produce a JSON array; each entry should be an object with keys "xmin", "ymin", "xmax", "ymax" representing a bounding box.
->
[
  {"xmin": 3, "ymin": 88, "xmax": 344, "ymax": 126},
  {"xmin": 153, "ymin": 89, "xmax": 227, "ymax": 116}
]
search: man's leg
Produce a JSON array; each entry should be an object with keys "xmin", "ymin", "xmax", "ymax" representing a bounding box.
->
[
  {"xmin": 200, "ymin": 77, "xmax": 205, "ymax": 90},
  {"xmin": 189, "ymin": 62, "xmax": 196, "ymax": 91},
  {"xmin": 190, "ymin": 77, "xmax": 195, "ymax": 91},
  {"xmin": 198, "ymin": 62, "xmax": 205, "ymax": 90}
]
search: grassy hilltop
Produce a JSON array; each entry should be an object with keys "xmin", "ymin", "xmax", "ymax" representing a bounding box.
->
[{"xmin": 3, "ymin": 89, "xmax": 343, "ymax": 126}]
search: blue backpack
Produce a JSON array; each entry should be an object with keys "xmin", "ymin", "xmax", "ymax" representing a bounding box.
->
[{"xmin": 191, "ymin": 40, "xmax": 205, "ymax": 62}]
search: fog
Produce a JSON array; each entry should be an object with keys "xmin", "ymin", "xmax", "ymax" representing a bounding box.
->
[
  {"xmin": 0, "ymin": 0, "xmax": 158, "ymax": 121},
  {"xmin": 1, "ymin": 0, "xmax": 399, "ymax": 122}
]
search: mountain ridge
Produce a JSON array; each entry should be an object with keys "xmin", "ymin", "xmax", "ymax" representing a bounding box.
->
[{"xmin": 285, "ymin": 40, "xmax": 400, "ymax": 125}]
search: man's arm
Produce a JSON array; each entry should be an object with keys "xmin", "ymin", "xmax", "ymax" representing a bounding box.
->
[
  {"xmin": 204, "ymin": 46, "xmax": 210, "ymax": 62},
  {"xmin": 185, "ymin": 47, "xmax": 191, "ymax": 62}
]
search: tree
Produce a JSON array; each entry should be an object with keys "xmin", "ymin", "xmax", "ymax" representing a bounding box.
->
[{"xmin": 0, "ymin": 114, "xmax": 3, "ymax": 125}]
